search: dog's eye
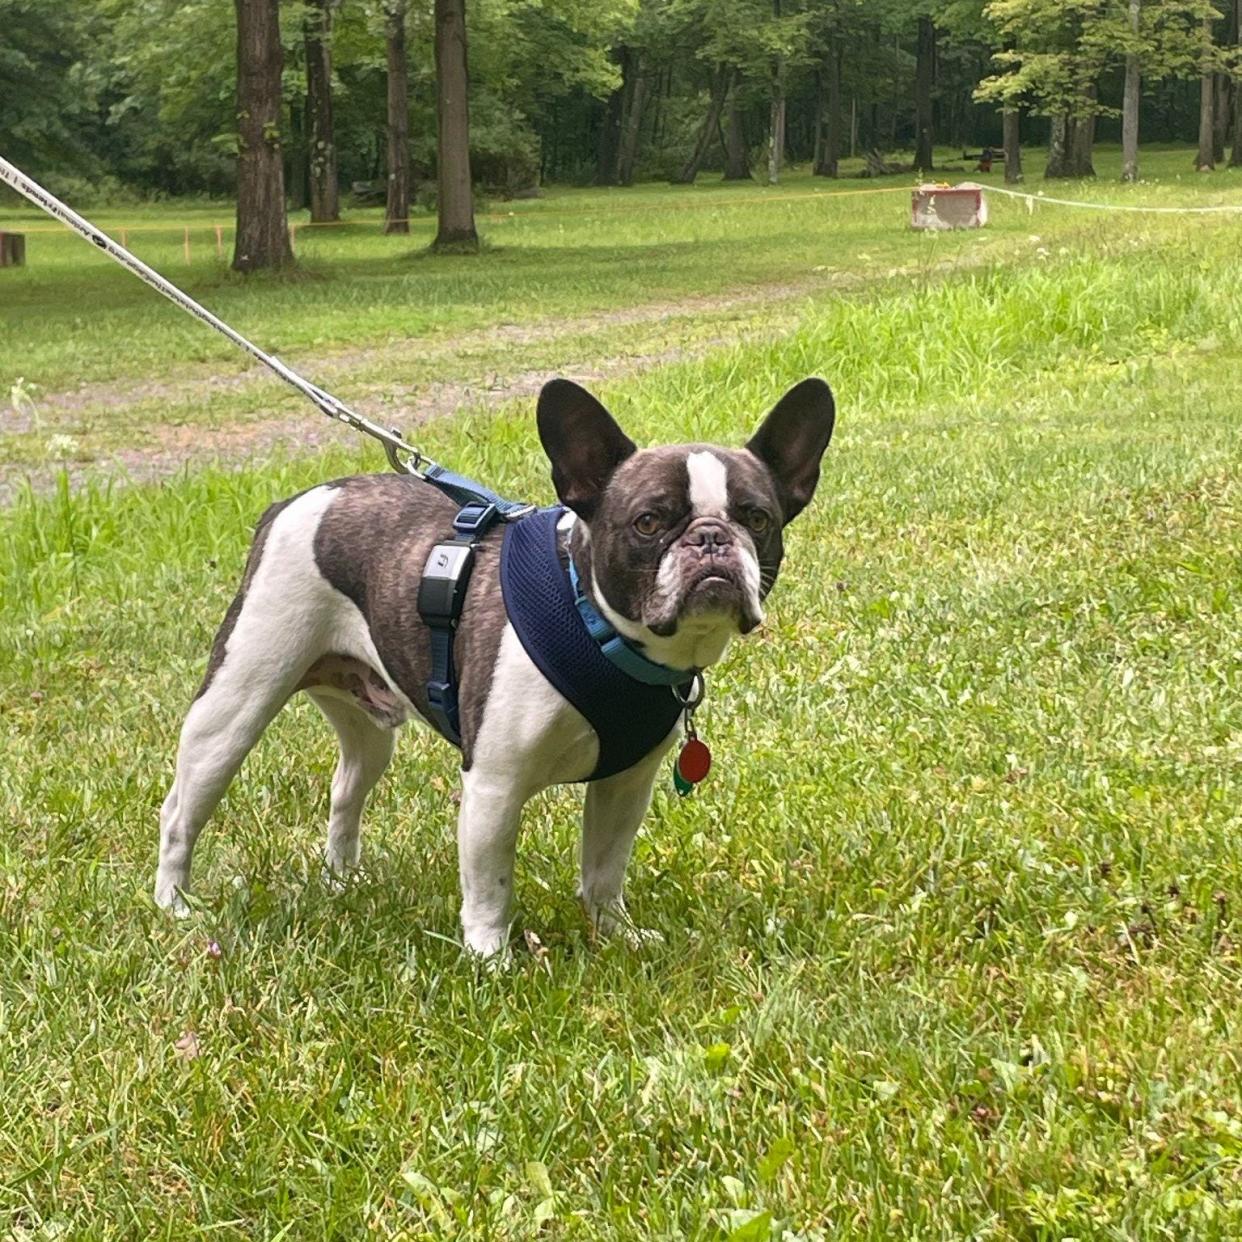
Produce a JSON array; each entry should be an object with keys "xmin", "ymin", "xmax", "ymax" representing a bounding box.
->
[
  {"xmin": 633, "ymin": 513, "xmax": 661, "ymax": 536},
  {"xmin": 744, "ymin": 508, "xmax": 772, "ymax": 534}
]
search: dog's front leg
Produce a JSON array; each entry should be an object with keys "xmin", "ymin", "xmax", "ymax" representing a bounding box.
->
[
  {"xmin": 580, "ymin": 747, "xmax": 666, "ymax": 945},
  {"xmin": 457, "ymin": 769, "xmax": 528, "ymax": 959}
]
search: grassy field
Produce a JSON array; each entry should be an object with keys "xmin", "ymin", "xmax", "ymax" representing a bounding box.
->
[{"xmin": 2, "ymin": 147, "xmax": 1241, "ymax": 1237}]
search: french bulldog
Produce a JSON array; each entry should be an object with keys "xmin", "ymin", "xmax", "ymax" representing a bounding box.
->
[{"xmin": 154, "ymin": 376, "xmax": 835, "ymax": 956}]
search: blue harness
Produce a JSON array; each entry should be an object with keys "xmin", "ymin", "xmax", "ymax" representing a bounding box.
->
[
  {"xmin": 415, "ymin": 472, "xmax": 693, "ymax": 783},
  {"xmin": 500, "ymin": 507, "xmax": 692, "ymax": 781}
]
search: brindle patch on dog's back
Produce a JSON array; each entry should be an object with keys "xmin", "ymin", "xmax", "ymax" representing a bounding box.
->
[{"xmin": 310, "ymin": 475, "xmax": 511, "ymax": 764}]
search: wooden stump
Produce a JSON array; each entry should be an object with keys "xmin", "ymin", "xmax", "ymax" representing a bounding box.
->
[{"xmin": 0, "ymin": 232, "xmax": 26, "ymax": 267}]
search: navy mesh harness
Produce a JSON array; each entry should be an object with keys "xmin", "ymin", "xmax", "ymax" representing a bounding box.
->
[{"xmin": 500, "ymin": 507, "xmax": 689, "ymax": 781}]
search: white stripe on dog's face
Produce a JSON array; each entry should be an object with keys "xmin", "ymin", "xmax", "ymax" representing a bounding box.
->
[{"xmin": 686, "ymin": 450, "xmax": 728, "ymax": 517}]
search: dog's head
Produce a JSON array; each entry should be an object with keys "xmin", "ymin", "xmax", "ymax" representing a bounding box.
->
[{"xmin": 537, "ymin": 377, "xmax": 835, "ymax": 670}]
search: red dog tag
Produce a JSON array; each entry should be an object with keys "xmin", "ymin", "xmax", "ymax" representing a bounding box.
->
[{"xmin": 677, "ymin": 737, "xmax": 712, "ymax": 785}]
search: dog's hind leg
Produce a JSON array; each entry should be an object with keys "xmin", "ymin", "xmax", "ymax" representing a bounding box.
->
[
  {"xmin": 155, "ymin": 670, "xmax": 299, "ymax": 913},
  {"xmin": 155, "ymin": 486, "xmax": 340, "ymax": 913},
  {"xmin": 306, "ymin": 689, "xmax": 396, "ymax": 878}
]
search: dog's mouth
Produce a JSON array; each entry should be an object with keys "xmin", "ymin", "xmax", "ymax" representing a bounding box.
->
[
  {"xmin": 681, "ymin": 567, "xmax": 745, "ymax": 614},
  {"xmin": 685, "ymin": 563, "xmax": 741, "ymax": 593}
]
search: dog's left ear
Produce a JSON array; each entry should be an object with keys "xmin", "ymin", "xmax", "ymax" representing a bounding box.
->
[
  {"xmin": 538, "ymin": 379, "xmax": 637, "ymax": 521},
  {"xmin": 745, "ymin": 377, "xmax": 836, "ymax": 524}
]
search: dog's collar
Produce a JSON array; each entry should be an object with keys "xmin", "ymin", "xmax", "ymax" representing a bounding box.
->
[{"xmin": 566, "ymin": 554, "xmax": 697, "ymax": 687}]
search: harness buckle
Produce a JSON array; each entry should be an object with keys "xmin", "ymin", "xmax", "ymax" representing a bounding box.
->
[{"xmin": 452, "ymin": 502, "xmax": 499, "ymax": 535}]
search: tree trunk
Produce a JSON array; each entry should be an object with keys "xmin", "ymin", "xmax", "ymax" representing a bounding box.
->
[
  {"xmin": 1233, "ymin": 76, "xmax": 1242, "ymax": 166},
  {"xmin": 722, "ymin": 91, "xmax": 750, "ymax": 179},
  {"xmin": 1068, "ymin": 110, "xmax": 1096, "ymax": 177},
  {"xmin": 815, "ymin": 43, "xmax": 841, "ymax": 177},
  {"xmin": 767, "ymin": 79, "xmax": 785, "ymax": 183},
  {"xmin": 1234, "ymin": 0, "xmax": 1242, "ymax": 166},
  {"xmin": 1121, "ymin": 0, "xmax": 1141, "ymax": 182},
  {"xmin": 305, "ymin": 0, "xmax": 340, "ymax": 223},
  {"xmin": 1197, "ymin": 19, "xmax": 1216, "ymax": 170},
  {"xmin": 672, "ymin": 68, "xmax": 731, "ymax": 184},
  {"xmin": 1213, "ymin": 72, "xmax": 1230, "ymax": 162},
  {"xmin": 594, "ymin": 97, "xmax": 621, "ymax": 185},
  {"xmin": 432, "ymin": 0, "xmax": 477, "ymax": 250},
  {"xmin": 812, "ymin": 69, "xmax": 825, "ymax": 172},
  {"xmin": 385, "ymin": 2, "xmax": 410, "ymax": 234},
  {"xmin": 1003, "ymin": 108, "xmax": 1022, "ymax": 183},
  {"xmin": 615, "ymin": 51, "xmax": 649, "ymax": 186},
  {"xmin": 287, "ymin": 100, "xmax": 308, "ymax": 212},
  {"xmin": 232, "ymin": 0, "xmax": 293, "ymax": 272},
  {"xmin": 1046, "ymin": 113, "xmax": 1069, "ymax": 178},
  {"xmin": 914, "ymin": 15, "xmax": 935, "ymax": 171},
  {"xmin": 595, "ymin": 64, "xmax": 624, "ymax": 186}
]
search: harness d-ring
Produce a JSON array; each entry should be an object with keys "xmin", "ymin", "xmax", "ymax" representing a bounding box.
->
[{"xmin": 672, "ymin": 672, "xmax": 705, "ymax": 711}]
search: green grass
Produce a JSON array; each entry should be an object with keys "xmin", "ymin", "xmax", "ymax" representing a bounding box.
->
[
  {"xmin": 2, "ymin": 144, "xmax": 1239, "ymax": 397},
  {"xmin": 1, "ymin": 147, "xmax": 1241, "ymax": 1238}
]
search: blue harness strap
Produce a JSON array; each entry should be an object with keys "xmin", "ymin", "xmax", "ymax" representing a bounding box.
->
[
  {"xmin": 416, "ymin": 472, "xmax": 532, "ymax": 746},
  {"xmin": 421, "ymin": 464, "xmax": 533, "ymax": 520},
  {"xmin": 500, "ymin": 507, "xmax": 691, "ymax": 781}
]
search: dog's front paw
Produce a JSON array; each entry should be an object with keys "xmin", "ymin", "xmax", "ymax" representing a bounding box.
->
[
  {"xmin": 153, "ymin": 880, "xmax": 192, "ymax": 919},
  {"xmin": 462, "ymin": 921, "xmax": 512, "ymax": 965},
  {"xmin": 583, "ymin": 899, "xmax": 664, "ymax": 950},
  {"xmin": 321, "ymin": 853, "xmax": 360, "ymax": 895}
]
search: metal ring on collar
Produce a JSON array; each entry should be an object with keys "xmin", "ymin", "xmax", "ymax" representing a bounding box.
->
[{"xmin": 672, "ymin": 672, "xmax": 705, "ymax": 710}]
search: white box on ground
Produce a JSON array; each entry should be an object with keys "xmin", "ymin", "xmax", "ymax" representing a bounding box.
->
[{"xmin": 911, "ymin": 183, "xmax": 988, "ymax": 230}]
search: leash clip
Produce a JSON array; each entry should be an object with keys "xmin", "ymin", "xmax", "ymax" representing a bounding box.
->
[{"xmin": 384, "ymin": 427, "xmax": 425, "ymax": 477}]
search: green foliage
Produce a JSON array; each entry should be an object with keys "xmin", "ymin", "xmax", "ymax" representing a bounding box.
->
[
  {"xmin": 1, "ymin": 0, "xmax": 1234, "ymax": 198},
  {"xmin": 0, "ymin": 0, "xmax": 107, "ymax": 187},
  {"xmin": 978, "ymin": 0, "xmax": 1221, "ymax": 119}
]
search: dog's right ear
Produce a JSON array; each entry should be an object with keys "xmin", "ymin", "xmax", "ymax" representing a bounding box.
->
[{"xmin": 537, "ymin": 379, "xmax": 637, "ymax": 521}]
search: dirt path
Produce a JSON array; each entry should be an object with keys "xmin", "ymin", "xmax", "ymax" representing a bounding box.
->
[
  {"xmin": 1, "ymin": 252, "xmax": 995, "ymax": 502},
  {"xmin": 24, "ymin": 277, "xmax": 833, "ymax": 421}
]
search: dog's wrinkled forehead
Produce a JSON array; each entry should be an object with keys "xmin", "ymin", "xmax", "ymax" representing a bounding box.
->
[{"xmin": 600, "ymin": 444, "xmax": 776, "ymax": 519}]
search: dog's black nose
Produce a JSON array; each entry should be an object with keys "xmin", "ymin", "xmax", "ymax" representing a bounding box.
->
[{"xmin": 685, "ymin": 520, "xmax": 733, "ymax": 555}]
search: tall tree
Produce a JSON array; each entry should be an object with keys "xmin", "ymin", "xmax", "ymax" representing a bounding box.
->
[
  {"xmin": 1002, "ymin": 107, "xmax": 1023, "ymax": 180},
  {"xmin": 384, "ymin": 1, "xmax": 410, "ymax": 234},
  {"xmin": 232, "ymin": 0, "xmax": 293, "ymax": 272},
  {"xmin": 814, "ymin": 43, "xmax": 843, "ymax": 177},
  {"xmin": 980, "ymin": 0, "xmax": 1211, "ymax": 180},
  {"xmin": 1196, "ymin": 12, "xmax": 1217, "ymax": 167},
  {"xmin": 672, "ymin": 67, "xmax": 732, "ymax": 184},
  {"xmin": 614, "ymin": 48, "xmax": 649, "ymax": 186},
  {"xmin": 1122, "ymin": 0, "xmax": 1142, "ymax": 180},
  {"xmin": 914, "ymin": 13, "xmax": 937, "ymax": 170},
  {"xmin": 305, "ymin": 0, "xmax": 340, "ymax": 222},
  {"xmin": 768, "ymin": 0, "xmax": 786, "ymax": 184},
  {"xmin": 432, "ymin": 0, "xmax": 478, "ymax": 250},
  {"xmin": 1233, "ymin": 0, "xmax": 1242, "ymax": 164}
]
